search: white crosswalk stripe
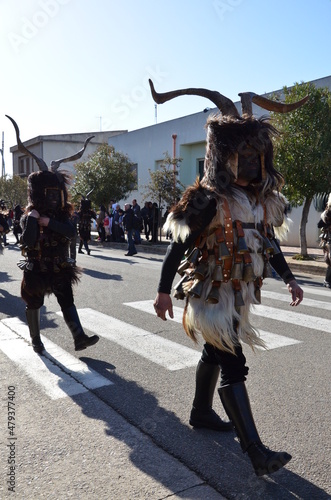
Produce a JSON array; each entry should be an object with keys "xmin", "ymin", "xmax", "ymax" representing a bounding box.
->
[
  {"xmin": 124, "ymin": 300, "xmax": 302, "ymax": 350},
  {"xmin": 61, "ymin": 308, "xmax": 201, "ymax": 370},
  {"xmin": 0, "ymin": 318, "xmax": 112, "ymax": 400},
  {"xmin": 251, "ymin": 304, "xmax": 331, "ymax": 333},
  {"xmin": 2, "ymin": 283, "xmax": 326, "ymax": 401},
  {"xmin": 263, "ymin": 290, "xmax": 331, "ymax": 310},
  {"xmin": 282, "ymin": 285, "xmax": 331, "ymax": 298}
]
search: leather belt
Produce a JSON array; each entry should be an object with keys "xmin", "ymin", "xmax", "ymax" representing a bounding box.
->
[{"xmin": 233, "ymin": 222, "xmax": 263, "ymax": 230}]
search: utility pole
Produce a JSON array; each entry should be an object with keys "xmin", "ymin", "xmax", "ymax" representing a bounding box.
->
[{"xmin": 0, "ymin": 131, "xmax": 5, "ymax": 178}]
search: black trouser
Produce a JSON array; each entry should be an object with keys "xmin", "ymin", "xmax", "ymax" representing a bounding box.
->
[
  {"xmin": 22, "ymin": 271, "xmax": 74, "ymax": 310},
  {"xmin": 201, "ymin": 342, "xmax": 249, "ymax": 387},
  {"xmin": 325, "ymin": 265, "xmax": 331, "ymax": 284}
]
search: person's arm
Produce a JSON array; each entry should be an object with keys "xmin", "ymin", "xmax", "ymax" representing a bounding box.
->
[
  {"xmin": 21, "ymin": 212, "xmax": 40, "ymax": 247},
  {"xmin": 44, "ymin": 218, "xmax": 76, "ymax": 239},
  {"xmin": 269, "ymin": 247, "xmax": 303, "ymax": 306}
]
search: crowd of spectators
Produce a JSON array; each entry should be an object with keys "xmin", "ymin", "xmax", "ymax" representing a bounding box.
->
[
  {"xmin": 94, "ymin": 199, "xmax": 163, "ymax": 245},
  {"xmin": 0, "ymin": 197, "xmax": 168, "ymax": 257}
]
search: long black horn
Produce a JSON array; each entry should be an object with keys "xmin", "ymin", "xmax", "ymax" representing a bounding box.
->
[
  {"xmin": 50, "ymin": 136, "xmax": 95, "ymax": 172},
  {"xmin": 6, "ymin": 115, "xmax": 48, "ymax": 171},
  {"xmin": 239, "ymin": 92, "xmax": 309, "ymax": 115},
  {"xmin": 149, "ymin": 79, "xmax": 240, "ymax": 118}
]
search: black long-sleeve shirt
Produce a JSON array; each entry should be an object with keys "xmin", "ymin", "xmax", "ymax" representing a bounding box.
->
[{"xmin": 22, "ymin": 215, "xmax": 75, "ymax": 248}]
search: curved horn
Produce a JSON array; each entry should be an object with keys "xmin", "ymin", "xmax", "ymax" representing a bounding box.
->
[
  {"xmin": 149, "ymin": 79, "xmax": 240, "ymax": 118},
  {"xmin": 50, "ymin": 136, "xmax": 95, "ymax": 172},
  {"xmin": 239, "ymin": 92, "xmax": 309, "ymax": 115},
  {"xmin": 6, "ymin": 115, "xmax": 48, "ymax": 171}
]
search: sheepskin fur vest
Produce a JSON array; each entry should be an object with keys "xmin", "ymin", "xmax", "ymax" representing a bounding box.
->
[{"xmin": 164, "ymin": 182, "xmax": 289, "ymax": 353}]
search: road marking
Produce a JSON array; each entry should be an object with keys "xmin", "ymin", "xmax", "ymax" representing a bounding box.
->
[
  {"xmin": 124, "ymin": 301, "xmax": 301, "ymax": 350},
  {"xmin": 263, "ymin": 290, "xmax": 331, "ymax": 310},
  {"xmin": 256, "ymin": 330, "xmax": 301, "ymax": 349},
  {"xmin": 0, "ymin": 318, "xmax": 112, "ymax": 400},
  {"xmin": 65, "ymin": 308, "xmax": 201, "ymax": 370},
  {"xmin": 252, "ymin": 304, "xmax": 331, "ymax": 333},
  {"xmin": 282, "ymin": 285, "xmax": 331, "ymax": 298}
]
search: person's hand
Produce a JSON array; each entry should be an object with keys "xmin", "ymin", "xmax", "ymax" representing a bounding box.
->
[
  {"xmin": 38, "ymin": 216, "xmax": 50, "ymax": 227},
  {"xmin": 29, "ymin": 209, "xmax": 40, "ymax": 218},
  {"xmin": 287, "ymin": 279, "xmax": 303, "ymax": 306},
  {"xmin": 154, "ymin": 292, "xmax": 173, "ymax": 321}
]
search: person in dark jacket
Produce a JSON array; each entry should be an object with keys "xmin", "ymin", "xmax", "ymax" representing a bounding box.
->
[
  {"xmin": 78, "ymin": 195, "xmax": 96, "ymax": 256},
  {"xmin": 13, "ymin": 204, "xmax": 24, "ymax": 244},
  {"xmin": 122, "ymin": 203, "xmax": 137, "ymax": 256}
]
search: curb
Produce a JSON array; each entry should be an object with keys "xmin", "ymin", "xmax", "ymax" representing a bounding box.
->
[{"xmin": 91, "ymin": 239, "xmax": 327, "ymax": 277}]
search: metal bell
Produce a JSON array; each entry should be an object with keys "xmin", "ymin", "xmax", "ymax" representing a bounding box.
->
[
  {"xmin": 234, "ymin": 289, "xmax": 245, "ymax": 307},
  {"xmin": 206, "ymin": 285, "xmax": 220, "ymax": 304},
  {"xmin": 187, "ymin": 247, "xmax": 201, "ymax": 265},
  {"xmin": 262, "ymin": 236, "xmax": 273, "ymax": 254},
  {"xmin": 194, "ymin": 260, "xmax": 209, "ymax": 280},
  {"xmin": 231, "ymin": 261, "xmax": 243, "ymax": 280},
  {"xmin": 173, "ymin": 275, "xmax": 189, "ymax": 300},
  {"xmin": 237, "ymin": 236, "xmax": 249, "ymax": 254},
  {"xmin": 254, "ymin": 286, "xmax": 261, "ymax": 303},
  {"xmin": 212, "ymin": 265, "xmax": 224, "ymax": 282},
  {"xmin": 269, "ymin": 238, "xmax": 281, "ymax": 255},
  {"xmin": 218, "ymin": 241, "xmax": 231, "ymax": 260},
  {"xmin": 243, "ymin": 263, "xmax": 256, "ymax": 283},
  {"xmin": 177, "ymin": 258, "xmax": 190, "ymax": 276},
  {"xmin": 188, "ymin": 279, "xmax": 204, "ymax": 298},
  {"xmin": 263, "ymin": 261, "xmax": 273, "ymax": 278}
]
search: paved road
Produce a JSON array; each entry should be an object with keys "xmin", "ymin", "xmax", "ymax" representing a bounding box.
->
[{"xmin": 0, "ymin": 238, "xmax": 330, "ymax": 499}]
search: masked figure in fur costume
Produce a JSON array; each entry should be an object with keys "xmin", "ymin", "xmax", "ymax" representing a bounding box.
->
[
  {"xmin": 7, "ymin": 115, "xmax": 99, "ymax": 354},
  {"xmin": 150, "ymin": 81, "xmax": 306, "ymax": 477}
]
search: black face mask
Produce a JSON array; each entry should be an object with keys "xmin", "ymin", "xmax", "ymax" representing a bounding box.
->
[
  {"xmin": 237, "ymin": 146, "xmax": 261, "ymax": 183},
  {"xmin": 45, "ymin": 188, "xmax": 61, "ymax": 212}
]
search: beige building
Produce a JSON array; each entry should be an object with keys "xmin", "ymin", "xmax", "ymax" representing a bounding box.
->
[{"xmin": 10, "ymin": 130, "xmax": 127, "ymax": 177}]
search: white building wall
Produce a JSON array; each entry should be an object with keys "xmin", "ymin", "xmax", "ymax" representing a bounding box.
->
[{"xmin": 10, "ymin": 75, "xmax": 331, "ymax": 248}]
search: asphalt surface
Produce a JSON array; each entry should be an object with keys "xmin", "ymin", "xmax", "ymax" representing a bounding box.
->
[{"xmin": 0, "ymin": 232, "xmax": 330, "ymax": 499}]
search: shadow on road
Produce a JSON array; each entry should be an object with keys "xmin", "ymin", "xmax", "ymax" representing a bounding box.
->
[{"xmin": 57, "ymin": 356, "xmax": 330, "ymax": 500}]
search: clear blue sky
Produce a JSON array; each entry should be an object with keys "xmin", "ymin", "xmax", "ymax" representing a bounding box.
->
[{"xmin": 1, "ymin": 0, "xmax": 330, "ymax": 175}]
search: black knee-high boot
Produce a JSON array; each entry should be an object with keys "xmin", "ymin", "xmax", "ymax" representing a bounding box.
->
[
  {"xmin": 62, "ymin": 305, "xmax": 99, "ymax": 351},
  {"xmin": 189, "ymin": 360, "xmax": 232, "ymax": 431},
  {"xmin": 78, "ymin": 240, "xmax": 84, "ymax": 254},
  {"xmin": 26, "ymin": 308, "xmax": 45, "ymax": 354},
  {"xmin": 219, "ymin": 382, "xmax": 291, "ymax": 476}
]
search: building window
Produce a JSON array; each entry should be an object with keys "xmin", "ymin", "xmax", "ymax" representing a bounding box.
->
[
  {"xmin": 19, "ymin": 158, "xmax": 25, "ymax": 175},
  {"xmin": 198, "ymin": 159, "xmax": 204, "ymax": 179},
  {"xmin": 18, "ymin": 156, "xmax": 34, "ymax": 176}
]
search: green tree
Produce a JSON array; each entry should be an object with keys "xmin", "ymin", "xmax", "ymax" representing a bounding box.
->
[
  {"xmin": 71, "ymin": 143, "xmax": 137, "ymax": 208},
  {"xmin": 142, "ymin": 152, "xmax": 184, "ymax": 208},
  {"xmin": 271, "ymin": 82, "xmax": 331, "ymax": 257},
  {"xmin": 0, "ymin": 175, "xmax": 28, "ymax": 208}
]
